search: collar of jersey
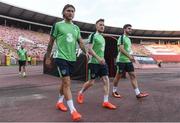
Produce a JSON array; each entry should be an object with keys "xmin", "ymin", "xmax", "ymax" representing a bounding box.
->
[
  {"xmin": 124, "ymin": 34, "xmax": 129, "ymax": 38},
  {"xmin": 62, "ymin": 20, "xmax": 73, "ymax": 24},
  {"xmin": 95, "ymin": 31, "xmax": 102, "ymax": 35}
]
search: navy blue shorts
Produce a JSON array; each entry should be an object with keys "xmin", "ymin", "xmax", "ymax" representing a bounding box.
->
[
  {"xmin": 116, "ymin": 62, "xmax": 134, "ymax": 73},
  {"xmin": 18, "ymin": 60, "xmax": 26, "ymax": 66},
  {"xmin": 88, "ymin": 63, "xmax": 109, "ymax": 80},
  {"xmin": 54, "ymin": 58, "xmax": 75, "ymax": 77}
]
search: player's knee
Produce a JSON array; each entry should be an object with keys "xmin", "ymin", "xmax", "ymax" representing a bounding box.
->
[
  {"xmin": 106, "ymin": 75, "xmax": 110, "ymax": 80},
  {"xmin": 102, "ymin": 76, "xmax": 109, "ymax": 84},
  {"xmin": 62, "ymin": 81, "xmax": 71, "ymax": 88},
  {"xmin": 129, "ymin": 74, "xmax": 136, "ymax": 80},
  {"xmin": 89, "ymin": 80, "xmax": 95, "ymax": 86},
  {"xmin": 115, "ymin": 76, "xmax": 120, "ymax": 81}
]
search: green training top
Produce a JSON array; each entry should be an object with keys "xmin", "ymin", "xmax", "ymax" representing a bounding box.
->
[
  {"xmin": 116, "ymin": 34, "xmax": 132, "ymax": 63},
  {"xmin": 17, "ymin": 49, "xmax": 27, "ymax": 61},
  {"xmin": 51, "ymin": 20, "xmax": 81, "ymax": 61},
  {"xmin": 88, "ymin": 32, "xmax": 105, "ymax": 64}
]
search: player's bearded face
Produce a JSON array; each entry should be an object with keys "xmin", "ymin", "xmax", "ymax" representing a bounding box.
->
[
  {"xmin": 125, "ymin": 27, "xmax": 132, "ymax": 35},
  {"xmin": 96, "ymin": 21, "xmax": 105, "ymax": 33},
  {"xmin": 63, "ymin": 7, "xmax": 75, "ymax": 20}
]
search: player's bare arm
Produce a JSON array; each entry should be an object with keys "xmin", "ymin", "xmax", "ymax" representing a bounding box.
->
[
  {"xmin": 45, "ymin": 36, "xmax": 55, "ymax": 65},
  {"xmin": 88, "ymin": 44, "xmax": 105, "ymax": 64},
  {"xmin": 119, "ymin": 45, "xmax": 135, "ymax": 62}
]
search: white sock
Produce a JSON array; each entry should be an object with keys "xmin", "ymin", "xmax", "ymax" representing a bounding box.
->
[
  {"xmin": 67, "ymin": 100, "xmax": 76, "ymax": 113},
  {"xmin": 104, "ymin": 95, "xmax": 109, "ymax": 102},
  {"xmin": 113, "ymin": 86, "xmax": 117, "ymax": 93},
  {"xmin": 79, "ymin": 87, "xmax": 85, "ymax": 94},
  {"xmin": 135, "ymin": 88, "xmax": 140, "ymax": 95},
  {"xmin": 58, "ymin": 94, "xmax": 64, "ymax": 103},
  {"xmin": 23, "ymin": 72, "xmax": 26, "ymax": 76}
]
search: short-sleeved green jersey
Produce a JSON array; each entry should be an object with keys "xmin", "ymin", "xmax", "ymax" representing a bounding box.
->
[
  {"xmin": 116, "ymin": 34, "xmax": 132, "ymax": 63},
  {"xmin": 51, "ymin": 21, "xmax": 81, "ymax": 61},
  {"xmin": 17, "ymin": 49, "xmax": 27, "ymax": 61},
  {"xmin": 88, "ymin": 32, "xmax": 105, "ymax": 64}
]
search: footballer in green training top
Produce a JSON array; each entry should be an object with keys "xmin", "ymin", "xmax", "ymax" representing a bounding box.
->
[
  {"xmin": 45, "ymin": 4, "xmax": 87, "ymax": 121},
  {"xmin": 17, "ymin": 45, "xmax": 27, "ymax": 77},
  {"xmin": 77, "ymin": 19, "xmax": 117, "ymax": 110},
  {"xmin": 112, "ymin": 24, "xmax": 149, "ymax": 99}
]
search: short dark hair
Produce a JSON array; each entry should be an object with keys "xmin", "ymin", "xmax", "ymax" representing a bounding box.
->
[
  {"xmin": 123, "ymin": 24, "xmax": 132, "ymax": 29},
  {"xmin": 96, "ymin": 19, "xmax": 104, "ymax": 24},
  {"xmin": 62, "ymin": 4, "xmax": 75, "ymax": 17}
]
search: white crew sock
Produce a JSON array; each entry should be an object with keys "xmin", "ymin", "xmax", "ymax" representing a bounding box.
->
[
  {"xmin": 23, "ymin": 72, "xmax": 26, "ymax": 76},
  {"xmin": 135, "ymin": 88, "xmax": 140, "ymax": 95},
  {"xmin": 113, "ymin": 86, "xmax": 118, "ymax": 93},
  {"xmin": 58, "ymin": 94, "xmax": 64, "ymax": 103},
  {"xmin": 104, "ymin": 95, "xmax": 109, "ymax": 102},
  {"xmin": 67, "ymin": 99, "xmax": 76, "ymax": 113}
]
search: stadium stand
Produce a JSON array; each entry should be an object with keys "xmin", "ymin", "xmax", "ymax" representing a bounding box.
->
[
  {"xmin": 0, "ymin": 25, "xmax": 49, "ymax": 62},
  {"xmin": 132, "ymin": 44, "xmax": 151, "ymax": 56},
  {"xmin": 143, "ymin": 44, "xmax": 180, "ymax": 62}
]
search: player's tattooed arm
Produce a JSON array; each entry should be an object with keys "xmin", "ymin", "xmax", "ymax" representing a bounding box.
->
[
  {"xmin": 46, "ymin": 36, "xmax": 55, "ymax": 58},
  {"xmin": 78, "ymin": 38, "xmax": 87, "ymax": 54}
]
